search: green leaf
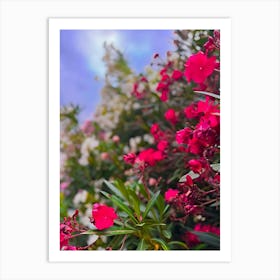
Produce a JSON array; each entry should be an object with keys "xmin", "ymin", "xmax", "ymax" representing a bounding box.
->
[
  {"xmin": 127, "ymin": 188, "xmax": 141, "ymax": 219},
  {"xmin": 114, "ymin": 180, "xmax": 130, "ymax": 202},
  {"xmin": 162, "ymin": 229, "xmax": 172, "ymax": 239},
  {"xmin": 168, "ymin": 241, "xmax": 189, "ymax": 250},
  {"xmin": 162, "ymin": 204, "xmax": 170, "ymax": 216},
  {"xmin": 137, "ymin": 239, "xmax": 147, "ymax": 250},
  {"xmin": 137, "ymin": 183, "xmax": 149, "ymax": 199},
  {"xmin": 100, "ymin": 191, "xmax": 138, "ymax": 224},
  {"xmin": 103, "ymin": 179, "xmax": 123, "ymax": 199},
  {"xmin": 151, "ymin": 238, "xmax": 169, "ymax": 250},
  {"xmin": 143, "ymin": 190, "xmax": 161, "ymax": 219},
  {"xmin": 81, "ymin": 228, "xmax": 135, "ymax": 236},
  {"xmin": 191, "ymin": 231, "xmax": 220, "ymax": 248}
]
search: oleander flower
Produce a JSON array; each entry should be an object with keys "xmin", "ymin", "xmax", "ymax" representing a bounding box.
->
[
  {"xmin": 171, "ymin": 69, "xmax": 183, "ymax": 80},
  {"xmin": 176, "ymin": 127, "xmax": 192, "ymax": 144},
  {"xmin": 138, "ymin": 148, "xmax": 164, "ymax": 166},
  {"xmin": 92, "ymin": 203, "xmax": 118, "ymax": 230},
  {"xmin": 164, "ymin": 109, "xmax": 178, "ymax": 125},
  {"xmin": 185, "ymin": 51, "xmax": 217, "ymax": 83},
  {"xmin": 164, "ymin": 188, "xmax": 179, "ymax": 202},
  {"xmin": 123, "ymin": 153, "xmax": 137, "ymax": 165}
]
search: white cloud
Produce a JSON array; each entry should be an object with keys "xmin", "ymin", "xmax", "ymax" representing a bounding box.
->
[{"xmin": 75, "ymin": 30, "xmax": 124, "ymax": 77}]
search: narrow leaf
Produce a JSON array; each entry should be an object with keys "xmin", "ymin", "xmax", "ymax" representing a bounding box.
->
[
  {"xmin": 168, "ymin": 241, "xmax": 189, "ymax": 250},
  {"xmin": 103, "ymin": 179, "xmax": 123, "ymax": 199},
  {"xmin": 193, "ymin": 91, "xmax": 220, "ymax": 99},
  {"xmin": 191, "ymin": 231, "xmax": 220, "ymax": 248},
  {"xmin": 100, "ymin": 191, "xmax": 138, "ymax": 224},
  {"xmin": 151, "ymin": 238, "xmax": 169, "ymax": 250},
  {"xmin": 137, "ymin": 239, "xmax": 146, "ymax": 250},
  {"xmin": 81, "ymin": 228, "xmax": 135, "ymax": 236},
  {"xmin": 143, "ymin": 191, "xmax": 161, "ymax": 219}
]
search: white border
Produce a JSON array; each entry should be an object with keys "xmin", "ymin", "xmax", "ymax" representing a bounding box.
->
[{"xmin": 49, "ymin": 18, "xmax": 231, "ymax": 262}]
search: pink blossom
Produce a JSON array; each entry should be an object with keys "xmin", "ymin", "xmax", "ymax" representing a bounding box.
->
[
  {"xmin": 123, "ymin": 153, "xmax": 137, "ymax": 165},
  {"xmin": 112, "ymin": 135, "xmax": 120, "ymax": 143},
  {"xmin": 185, "ymin": 51, "xmax": 217, "ymax": 84},
  {"xmin": 60, "ymin": 181, "xmax": 70, "ymax": 190},
  {"xmin": 164, "ymin": 109, "xmax": 178, "ymax": 125},
  {"xmin": 81, "ymin": 120, "xmax": 94, "ymax": 136},
  {"xmin": 188, "ymin": 159, "xmax": 203, "ymax": 174},
  {"xmin": 138, "ymin": 148, "xmax": 164, "ymax": 166},
  {"xmin": 157, "ymin": 140, "xmax": 169, "ymax": 151},
  {"xmin": 171, "ymin": 69, "xmax": 183, "ymax": 80},
  {"xmin": 176, "ymin": 127, "xmax": 192, "ymax": 144},
  {"xmin": 92, "ymin": 203, "xmax": 118, "ymax": 230},
  {"xmin": 164, "ymin": 188, "xmax": 179, "ymax": 202}
]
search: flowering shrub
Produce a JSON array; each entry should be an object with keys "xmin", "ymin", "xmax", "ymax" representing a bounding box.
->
[{"xmin": 60, "ymin": 30, "xmax": 220, "ymax": 250}]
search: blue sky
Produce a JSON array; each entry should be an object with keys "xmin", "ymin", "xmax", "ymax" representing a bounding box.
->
[{"xmin": 60, "ymin": 30, "xmax": 174, "ymax": 123}]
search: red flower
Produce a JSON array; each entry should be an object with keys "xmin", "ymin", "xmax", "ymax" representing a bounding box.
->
[
  {"xmin": 184, "ymin": 104, "xmax": 199, "ymax": 119},
  {"xmin": 160, "ymin": 89, "xmax": 169, "ymax": 102},
  {"xmin": 138, "ymin": 148, "xmax": 164, "ymax": 166},
  {"xmin": 176, "ymin": 127, "xmax": 192, "ymax": 144},
  {"xmin": 185, "ymin": 51, "xmax": 217, "ymax": 83},
  {"xmin": 188, "ymin": 159, "xmax": 203, "ymax": 173},
  {"xmin": 187, "ymin": 137, "xmax": 203, "ymax": 155},
  {"xmin": 194, "ymin": 223, "xmax": 220, "ymax": 236},
  {"xmin": 164, "ymin": 188, "xmax": 179, "ymax": 202},
  {"xmin": 164, "ymin": 108, "xmax": 178, "ymax": 125},
  {"xmin": 171, "ymin": 69, "xmax": 183, "ymax": 80},
  {"xmin": 150, "ymin": 123, "xmax": 165, "ymax": 142},
  {"xmin": 157, "ymin": 140, "xmax": 169, "ymax": 151},
  {"xmin": 92, "ymin": 203, "xmax": 118, "ymax": 230},
  {"xmin": 123, "ymin": 153, "xmax": 136, "ymax": 165}
]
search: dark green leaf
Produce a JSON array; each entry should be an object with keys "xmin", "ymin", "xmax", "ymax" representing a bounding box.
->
[
  {"xmin": 100, "ymin": 191, "xmax": 138, "ymax": 224},
  {"xmin": 127, "ymin": 188, "xmax": 141, "ymax": 219},
  {"xmin": 191, "ymin": 231, "xmax": 220, "ymax": 248},
  {"xmin": 143, "ymin": 190, "xmax": 161, "ymax": 219},
  {"xmin": 103, "ymin": 179, "xmax": 123, "ymax": 199}
]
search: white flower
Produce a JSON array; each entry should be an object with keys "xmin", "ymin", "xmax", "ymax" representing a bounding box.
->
[{"xmin": 73, "ymin": 190, "xmax": 88, "ymax": 207}]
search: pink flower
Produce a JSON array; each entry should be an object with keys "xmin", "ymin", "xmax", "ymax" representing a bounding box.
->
[
  {"xmin": 164, "ymin": 109, "xmax": 178, "ymax": 125},
  {"xmin": 188, "ymin": 159, "xmax": 203, "ymax": 174},
  {"xmin": 176, "ymin": 127, "xmax": 192, "ymax": 144},
  {"xmin": 112, "ymin": 135, "xmax": 120, "ymax": 143},
  {"xmin": 185, "ymin": 52, "xmax": 217, "ymax": 84},
  {"xmin": 194, "ymin": 223, "xmax": 220, "ymax": 236},
  {"xmin": 171, "ymin": 69, "xmax": 183, "ymax": 80},
  {"xmin": 60, "ymin": 181, "xmax": 70, "ymax": 190},
  {"xmin": 100, "ymin": 152, "xmax": 110, "ymax": 161},
  {"xmin": 138, "ymin": 148, "xmax": 164, "ymax": 166},
  {"xmin": 149, "ymin": 178, "xmax": 157, "ymax": 186},
  {"xmin": 184, "ymin": 104, "xmax": 199, "ymax": 119},
  {"xmin": 150, "ymin": 123, "xmax": 165, "ymax": 142},
  {"xmin": 160, "ymin": 89, "xmax": 169, "ymax": 102},
  {"xmin": 187, "ymin": 137, "xmax": 203, "ymax": 155},
  {"xmin": 81, "ymin": 120, "xmax": 94, "ymax": 136},
  {"xmin": 123, "ymin": 153, "xmax": 136, "ymax": 165},
  {"xmin": 92, "ymin": 203, "xmax": 118, "ymax": 230},
  {"xmin": 157, "ymin": 140, "xmax": 169, "ymax": 151},
  {"xmin": 164, "ymin": 189, "xmax": 179, "ymax": 202},
  {"xmin": 62, "ymin": 246, "xmax": 77, "ymax": 250},
  {"xmin": 185, "ymin": 224, "xmax": 220, "ymax": 247}
]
